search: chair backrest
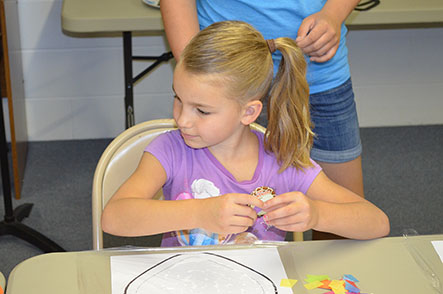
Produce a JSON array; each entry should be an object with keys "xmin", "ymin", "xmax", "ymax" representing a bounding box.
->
[
  {"xmin": 92, "ymin": 119, "xmax": 177, "ymax": 249},
  {"xmin": 92, "ymin": 119, "xmax": 300, "ymax": 249}
]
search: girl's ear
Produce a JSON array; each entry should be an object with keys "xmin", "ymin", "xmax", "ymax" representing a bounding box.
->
[{"xmin": 241, "ymin": 100, "xmax": 263, "ymax": 125}]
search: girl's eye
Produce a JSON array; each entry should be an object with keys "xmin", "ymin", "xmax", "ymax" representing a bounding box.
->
[{"xmin": 197, "ymin": 108, "xmax": 210, "ymax": 115}]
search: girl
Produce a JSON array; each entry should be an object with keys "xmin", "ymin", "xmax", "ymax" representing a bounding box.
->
[{"xmin": 101, "ymin": 21, "xmax": 389, "ymax": 246}]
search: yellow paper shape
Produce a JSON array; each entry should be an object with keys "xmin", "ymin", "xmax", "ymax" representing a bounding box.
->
[
  {"xmin": 304, "ymin": 280, "xmax": 323, "ymax": 290},
  {"xmin": 329, "ymin": 279, "xmax": 346, "ymax": 294},
  {"xmin": 329, "ymin": 280, "xmax": 344, "ymax": 287},
  {"xmin": 280, "ymin": 279, "xmax": 298, "ymax": 288}
]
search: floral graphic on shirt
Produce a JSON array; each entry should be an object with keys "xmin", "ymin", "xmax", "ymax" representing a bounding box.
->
[{"xmin": 191, "ymin": 179, "xmax": 220, "ymax": 199}]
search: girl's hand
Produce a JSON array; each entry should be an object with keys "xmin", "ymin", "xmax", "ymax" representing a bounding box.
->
[
  {"xmin": 295, "ymin": 11, "xmax": 342, "ymax": 63},
  {"xmin": 262, "ymin": 192, "xmax": 319, "ymax": 232},
  {"xmin": 198, "ymin": 194, "xmax": 264, "ymax": 235}
]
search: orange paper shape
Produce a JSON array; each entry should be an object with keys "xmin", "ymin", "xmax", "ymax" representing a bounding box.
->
[{"xmin": 319, "ymin": 279, "xmax": 332, "ymax": 289}]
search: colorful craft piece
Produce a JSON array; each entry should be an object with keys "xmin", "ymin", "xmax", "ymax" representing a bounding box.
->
[
  {"xmin": 280, "ymin": 278, "xmax": 298, "ymax": 288},
  {"xmin": 304, "ymin": 274, "xmax": 330, "ymax": 283},
  {"xmin": 345, "ymin": 280, "xmax": 360, "ymax": 293},
  {"xmin": 329, "ymin": 279, "xmax": 346, "ymax": 293},
  {"xmin": 302, "ymin": 274, "xmax": 364, "ymax": 294},
  {"xmin": 250, "ymin": 186, "xmax": 275, "ymax": 216},
  {"xmin": 304, "ymin": 280, "xmax": 324, "ymax": 290},
  {"xmin": 319, "ymin": 279, "xmax": 331, "ymax": 289},
  {"xmin": 343, "ymin": 274, "xmax": 359, "ymax": 283}
]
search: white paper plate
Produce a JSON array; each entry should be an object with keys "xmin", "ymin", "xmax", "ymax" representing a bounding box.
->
[{"xmin": 142, "ymin": 0, "xmax": 160, "ymax": 8}]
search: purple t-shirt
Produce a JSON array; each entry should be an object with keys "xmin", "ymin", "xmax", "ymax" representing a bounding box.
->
[{"xmin": 145, "ymin": 130, "xmax": 322, "ymax": 247}]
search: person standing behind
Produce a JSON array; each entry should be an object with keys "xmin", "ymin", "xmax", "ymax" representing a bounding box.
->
[{"xmin": 161, "ymin": 1, "xmax": 363, "ymax": 240}]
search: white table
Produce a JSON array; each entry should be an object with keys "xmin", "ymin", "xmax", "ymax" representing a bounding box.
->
[{"xmin": 7, "ymin": 235, "xmax": 443, "ymax": 294}]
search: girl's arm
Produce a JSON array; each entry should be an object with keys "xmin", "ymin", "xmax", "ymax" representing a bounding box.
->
[
  {"xmin": 296, "ymin": 0, "xmax": 361, "ymax": 62},
  {"xmin": 160, "ymin": 0, "xmax": 200, "ymax": 60},
  {"xmin": 101, "ymin": 152, "xmax": 263, "ymax": 237},
  {"xmin": 262, "ymin": 171, "xmax": 390, "ymax": 240}
]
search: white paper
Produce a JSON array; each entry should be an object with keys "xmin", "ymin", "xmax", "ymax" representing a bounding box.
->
[
  {"xmin": 431, "ymin": 240, "xmax": 443, "ymax": 263},
  {"xmin": 110, "ymin": 247, "xmax": 292, "ymax": 294}
]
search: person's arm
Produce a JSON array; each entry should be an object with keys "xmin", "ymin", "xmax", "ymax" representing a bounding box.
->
[
  {"xmin": 296, "ymin": 0, "xmax": 360, "ymax": 62},
  {"xmin": 160, "ymin": 0, "xmax": 200, "ymax": 60},
  {"xmin": 262, "ymin": 171, "xmax": 390, "ymax": 240},
  {"xmin": 101, "ymin": 152, "xmax": 264, "ymax": 237}
]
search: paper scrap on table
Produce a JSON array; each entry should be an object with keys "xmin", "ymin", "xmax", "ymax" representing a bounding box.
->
[
  {"xmin": 304, "ymin": 280, "xmax": 323, "ymax": 289},
  {"xmin": 345, "ymin": 280, "xmax": 360, "ymax": 292},
  {"xmin": 329, "ymin": 280, "xmax": 346, "ymax": 293},
  {"xmin": 431, "ymin": 240, "xmax": 443, "ymax": 263},
  {"xmin": 280, "ymin": 278, "xmax": 298, "ymax": 287},
  {"xmin": 319, "ymin": 279, "xmax": 331, "ymax": 289},
  {"xmin": 305, "ymin": 274, "xmax": 330, "ymax": 283},
  {"xmin": 303, "ymin": 274, "xmax": 363, "ymax": 294},
  {"xmin": 343, "ymin": 274, "xmax": 359, "ymax": 282}
]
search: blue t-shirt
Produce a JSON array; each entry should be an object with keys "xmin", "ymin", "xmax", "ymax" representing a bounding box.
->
[
  {"xmin": 145, "ymin": 129, "xmax": 322, "ymax": 247},
  {"xmin": 196, "ymin": 0, "xmax": 350, "ymax": 94}
]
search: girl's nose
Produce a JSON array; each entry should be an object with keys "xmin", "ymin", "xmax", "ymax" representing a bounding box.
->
[{"xmin": 176, "ymin": 109, "xmax": 192, "ymax": 129}]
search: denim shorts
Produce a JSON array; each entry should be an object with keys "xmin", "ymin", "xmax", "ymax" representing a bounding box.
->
[{"xmin": 309, "ymin": 78, "xmax": 362, "ymax": 163}]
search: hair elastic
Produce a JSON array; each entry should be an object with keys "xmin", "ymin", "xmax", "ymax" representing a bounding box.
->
[{"xmin": 266, "ymin": 39, "xmax": 276, "ymax": 54}]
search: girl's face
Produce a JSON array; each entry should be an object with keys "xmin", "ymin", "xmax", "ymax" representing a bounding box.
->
[{"xmin": 172, "ymin": 63, "xmax": 246, "ymax": 150}]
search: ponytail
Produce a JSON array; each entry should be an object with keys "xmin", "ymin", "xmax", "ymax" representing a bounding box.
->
[
  {"xmin": 264, "ymin": 38, "xmax": 314, "ymax": 172},
  {"xmin": 180, "ymin": 21, "xmax": 313, "ymax": 172}
]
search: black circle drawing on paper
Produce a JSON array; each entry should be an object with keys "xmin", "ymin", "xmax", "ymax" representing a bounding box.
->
[{"xmin": 123, "ymin": 251, "xmax": 278, "ymax": 294}]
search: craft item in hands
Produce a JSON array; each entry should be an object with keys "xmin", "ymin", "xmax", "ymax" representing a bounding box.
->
[{"xmin": 250, "ymin": 186, "xmax": 276, "ymax": 217}]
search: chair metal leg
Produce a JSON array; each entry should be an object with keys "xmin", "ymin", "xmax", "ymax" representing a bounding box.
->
[
  {"xmin": 0, "ymin": 82, "xmax": 65, "ymax": 253},
  {"xmin": 293, "ymin": 232, "xmax": 304, "ymax": 242}
]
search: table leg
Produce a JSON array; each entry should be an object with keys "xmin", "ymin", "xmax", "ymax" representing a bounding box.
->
[
  {"xmin": 122, "ymin": 32, "xmax": 173, "ymax": 129},
  {"xmin": 123, "ymin": 31, "xmax": 134, "ymax": 129}
]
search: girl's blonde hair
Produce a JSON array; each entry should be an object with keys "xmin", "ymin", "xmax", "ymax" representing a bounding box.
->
[{"xmin": 180, "ymin": 21, "xmax": 314, "ymax": 172}]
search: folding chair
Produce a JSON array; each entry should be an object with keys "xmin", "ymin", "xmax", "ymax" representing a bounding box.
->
[{"xmin": 92, "ymin": 119, "xmax": 302, "ymax": 250}]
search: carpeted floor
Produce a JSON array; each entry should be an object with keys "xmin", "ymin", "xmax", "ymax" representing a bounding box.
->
[{"xmin": 1, "ymin": 125, "xmax": 442, "ymax": 281}]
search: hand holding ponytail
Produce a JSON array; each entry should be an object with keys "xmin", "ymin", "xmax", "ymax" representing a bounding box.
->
[{"xmin": 265, "ymin": 38, "xmax": 314, "ymax": 172}]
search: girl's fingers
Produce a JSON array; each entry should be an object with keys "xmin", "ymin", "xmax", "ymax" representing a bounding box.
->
[
  {"xmin": 263, "ymin": 192, "xmax": 300, "ymax": 208},
  {"xmin": 264, "ymin": 210, "xmax": 312, "ymax": 233},
  {"xmin": 232, "ymin": 194, "xmax": 264, "ymax": 209},
  {"xmin": 265, "ymin": 209, "xmax": 301, "ymax": 225},
  {"xmin": 230, "ymin": 215, "xmax": 256, "ymax": 228},
  {"xmin": 263, "ymin": 193, "xmax": 309, "ymax": 223},
  {"xmin": 233, "ymin": 204, "xmax": 258, "ymax": 221},
  {"xmin": 271, "ymin": 222, "xmax": 307, "ymax": 232}
]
